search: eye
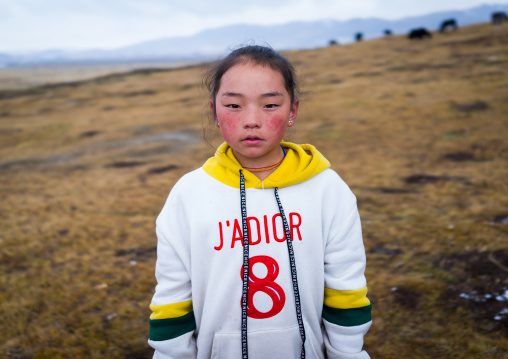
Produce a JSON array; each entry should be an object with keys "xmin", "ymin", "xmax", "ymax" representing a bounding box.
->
[
  {"xmin": 264, "ymin": 104, "xmax": 279, "ymax": 109},
  {"xmin": 226, "ymin": 104, "xmax": 240, "ymax": 109}
]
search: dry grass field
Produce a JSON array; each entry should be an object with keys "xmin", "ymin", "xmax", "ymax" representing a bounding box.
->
[
  {"xmin": 1, "ymin": 22, "xmax": 507, "ymax": 358},
  {"xmin": 0, "ymin": 62, "xmax": 197, "ymax": 91}
]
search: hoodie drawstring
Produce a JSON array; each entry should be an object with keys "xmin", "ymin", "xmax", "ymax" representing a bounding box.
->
[
  {"xmin": 240, "ymin": 170, "xmax": 306, "ymax": 359},
  {"xmin": 275, "ymin": 186, "xmax": 306, "ymax": 359},
  {"xmin": 240, "ymin": 170, "xmax": 250, "ymax": 359}
]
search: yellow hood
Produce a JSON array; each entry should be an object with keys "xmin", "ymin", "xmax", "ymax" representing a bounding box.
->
[{"xmin": 202, "ymin": 141, "xmax": 330, "ymax": 189}]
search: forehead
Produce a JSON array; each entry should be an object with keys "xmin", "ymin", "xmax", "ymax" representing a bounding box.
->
[{"xmin": 218, "ymin": 62, "xmax": 287, "ymax": 94}]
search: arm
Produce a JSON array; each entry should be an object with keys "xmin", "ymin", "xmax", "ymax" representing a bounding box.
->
[
  {"xmin": 322, "ymin": 199, "xmax": 372, "ymax": 359},
  {"xmin": 148, "ymin": 192, "xmax": 197, "ymax": 359}
]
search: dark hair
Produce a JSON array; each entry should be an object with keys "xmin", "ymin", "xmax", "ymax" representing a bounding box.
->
[{"xmin": 204, "ymin": 45, "xmax": 300, "ymax": 112}]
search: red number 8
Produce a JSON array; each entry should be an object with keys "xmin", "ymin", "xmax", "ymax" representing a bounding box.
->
[{"xmin": 240, "ymin": 255, "xmax": 285, "ymax": 319}]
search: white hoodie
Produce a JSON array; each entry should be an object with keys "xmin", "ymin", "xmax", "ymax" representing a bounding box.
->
[{"xmin": 148, "ymin": 142, "xmax": 372, "ymax": 359}]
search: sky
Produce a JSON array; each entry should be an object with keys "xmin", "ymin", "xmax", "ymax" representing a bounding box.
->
[{"xmin": 2, "ymin": 0, "xmax": 508, "ymax": 53}]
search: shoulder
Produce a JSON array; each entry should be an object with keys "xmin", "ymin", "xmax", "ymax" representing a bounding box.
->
[
  {"xmin": 160, "ymin": 165, "xmax": 235, "ymax": 207},
  {"xmin": 168, "ymin": 167, "xmax": 210, "ymax": 192},
  {"xmin": 313, "ymin": 168, "xmax": 347, "ymax": 183},
  {"xmin": 157, "ymin": 168, "xmax": 210, "ymax": 208},
  {"xmin": 300, "ymin": 169, "xmax": 358, "ymax": 213},
  {"xmin": 156, "ymin": 168, "xmax": 209, "ymax": 225},
  {"xmin": 309, "ymin": 168, "xmax": 355, "ymax": 195}
]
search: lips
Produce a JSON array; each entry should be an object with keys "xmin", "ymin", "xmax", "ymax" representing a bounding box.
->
[{"xmin": 242, "ymin": 136, "xmax": 263, "ymax": 145}]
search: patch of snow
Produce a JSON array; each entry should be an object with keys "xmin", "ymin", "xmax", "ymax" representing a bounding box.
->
[
  {"xmin": 496, "ymin": 289, "xmax": 508, "ymax": 302},
  {"xmin": 493, "ymin": 308, "xmax": 508, "ymax": 321}
]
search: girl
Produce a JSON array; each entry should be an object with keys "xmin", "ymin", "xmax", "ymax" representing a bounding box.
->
[{"xmin": 148, "ymin": 45, "xmax": 372, "ymax": 359}]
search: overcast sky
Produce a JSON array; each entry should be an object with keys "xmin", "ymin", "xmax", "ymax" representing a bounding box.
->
[{"xmin": 2, "ymin": 0, "xmax": 508, "ymax": 52}]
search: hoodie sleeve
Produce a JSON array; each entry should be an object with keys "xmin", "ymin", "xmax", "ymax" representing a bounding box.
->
[
  {"xmin": 322, "ymin": 191, "xmax": 372, "ymax": 359},
  {"xmin": 148, "ymin": 187, "xmax": 197, "ymax": 359}
]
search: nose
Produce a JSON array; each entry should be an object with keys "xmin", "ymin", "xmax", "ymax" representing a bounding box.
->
[{"xmin": 243, "ymin": 106, "xmax": 261, "ymax": 128}]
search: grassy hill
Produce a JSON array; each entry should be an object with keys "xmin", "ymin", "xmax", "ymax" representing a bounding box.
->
[{"xmin": 1, "ymin": 22, "xmax": 507, "ymax": 358}]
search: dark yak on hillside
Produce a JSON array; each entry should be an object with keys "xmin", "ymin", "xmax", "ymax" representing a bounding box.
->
[
  {"xmin": 355, "ymin": 32, "xmax": 363, "ymax": 42},
  {"xmin": 492, "ymin": 11, "xmax": 508, "ymax": 24},
  {"xmin": 408, "ymin": 28, "xmax": 432, "ymax": 39},
  {"xmin": 384, "ymin": 29, "xmax": 393, "ymax": 36},
  {"xmin": 440, "ymin": 18, "xmax": 458, "ymax": 32}
]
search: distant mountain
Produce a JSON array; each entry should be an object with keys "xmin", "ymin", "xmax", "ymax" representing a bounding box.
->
[{"xmin": 2, "ymin": 3, "xmax": 508, "ymax": 67}]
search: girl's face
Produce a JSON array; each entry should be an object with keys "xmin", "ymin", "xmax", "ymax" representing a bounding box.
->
[{"xmin": 211, "ymin": 62, "xmax": 299, "ymax": 168}]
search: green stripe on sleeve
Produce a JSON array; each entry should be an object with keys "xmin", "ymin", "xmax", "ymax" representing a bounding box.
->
[
  {"xmin": 149, "ymin": 311, "xmax": 196, "ymax": 341},
  {"xmin": 322, "ymin": 303, "xmax": 372, "ymax": 327}
]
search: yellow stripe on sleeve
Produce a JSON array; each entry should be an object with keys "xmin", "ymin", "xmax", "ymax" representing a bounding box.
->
[
  {"xmin": 324, "ymin": 287, "xmax": 370, "ymax": 309},
  {"xmin": 149, "ymin": 300, "xmax": 193, "ymax": 320}
]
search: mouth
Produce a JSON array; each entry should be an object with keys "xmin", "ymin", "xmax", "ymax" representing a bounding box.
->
[{"xmin": 241, "ymin": 136, "xmax": 263, "ymax": 145}]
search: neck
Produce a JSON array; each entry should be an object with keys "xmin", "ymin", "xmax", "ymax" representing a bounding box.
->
[
  {"xmin": 250, "ymin": 168, "xmax": 277, "ymax": 181},
  {"xmin": 236, "ymin": 146, "xmax": 286, "ymax": 180}
]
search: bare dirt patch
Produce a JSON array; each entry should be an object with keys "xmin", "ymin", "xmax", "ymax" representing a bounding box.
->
[
  {"xmin": 451, "ymin": 100, "xmax": 490, "ymax": 112},
  {"xmin": 80, "ymin": 130, "xmax": 101, "ymax": 138},
  {"xmin": 491, "ymin": 215, "xmax": 508, "ymax": 225},
  {"xmin": 146, "ymin": 164, "xmax": 179, "ymax": 175},
  {"xmin": 124, "ymin": 90, "xmax": 157, "ymax": 97},
  {"xmin": 373, "ymin": 187, "xmax": 417, "ymax": 194},
  {"xmin": 403, "ymin": 174, "xmax": 468, "ymax": 184},
  {"xmin": 392, "ymin": 286, "xmax": 421, "ymax": 309},
  {"xmin": 115, "ymin": 246, "xmax": 157, "ymax": 262},
  {"xmin": 441, "ymin": 152, "xmax": 475, "ymax": 161},
  {"xmin": 106, "ymin": 161, "xmax": 147, "ymax": 168},
  {"xmin": 438, "ymin": 250, "xmax": 508, "ymax": 334}
]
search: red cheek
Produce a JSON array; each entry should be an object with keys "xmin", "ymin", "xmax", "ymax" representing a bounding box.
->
[
  {"xmin": 217, "ymin": 111, "xmax": 240, "ymax": 139},
  {"xmin": 266, "ymin": 115, "xmax": 287, "ymax": 133},
  {"xmin": 218, "ymin": 113, "xmax": 238, "ymax": 128}
]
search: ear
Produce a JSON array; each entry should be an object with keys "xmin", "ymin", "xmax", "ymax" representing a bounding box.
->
[
  {"xmin": 210, "ymin": 100, "xmax": 218, "ymax": 124},
  {"xmin": 288, "ymin": 99, "xmax": 299, "ymax": 126},
  {"xmin": 210, "ymin": 100, "xmax": 215, "ymax": 116},
  {"xmin": 210, "ymin": 100, "xmax": 221, "ymax": 127}
]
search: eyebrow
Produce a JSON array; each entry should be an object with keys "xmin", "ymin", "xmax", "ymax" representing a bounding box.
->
[{"xmin": 221, "ymin": 91, "xmax": 284, "ymax": 98}]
